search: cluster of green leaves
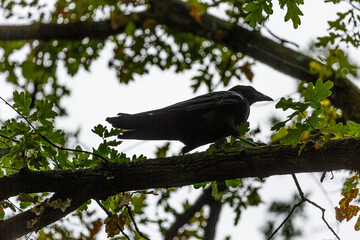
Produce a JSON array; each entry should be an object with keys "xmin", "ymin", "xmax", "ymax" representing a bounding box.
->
[
  {"xmin": 271, "ymin": 79, "xmax": 334, "ymax": 146},
  {"xmin": 272, "ymin": 78, "xmax": 360, "ymax": 146},
  {"xmin": 316, "ymin": 1, "xmax": 360, "ymax": 48},
  {"xmin": 0, "ymin": 91, "xmax": 148, "ymax": 224},
  {"xmin": 0, "ymin": 91, "xmax": 66, "ymax": 173},
  {"xmin": 244, "ymin": 0, "xmax": 304, "ymax": 28},
  {"xmin": 244, "ymin": 0, "xmax": 273, "ymax": 27}
]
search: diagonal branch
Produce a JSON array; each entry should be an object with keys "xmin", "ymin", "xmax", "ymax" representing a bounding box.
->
[
  {"xmin": 0, "ymin": 0, "xmax": 359, "ymax": 121},
  {"xmin": 268, "ymin": 174, "xmax": 340, "ymax": 240}
]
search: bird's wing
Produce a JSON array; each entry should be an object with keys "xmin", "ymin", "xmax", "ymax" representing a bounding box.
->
[
  {"xmin": 135, "ymin": 90, "xmax": 246, "ymax": 116},
  {"xmin": 107, "ymin": 90, "xmax": 249, "ymax": 141}
]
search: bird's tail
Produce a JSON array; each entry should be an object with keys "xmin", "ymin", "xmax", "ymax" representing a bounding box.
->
[
  {"xmin": 106, "ymin": 113, "xmax": 174, "ymax": 140},
  {"xmin": 106, "ymin": 113, "xmax": 138, "ymax": 129}
]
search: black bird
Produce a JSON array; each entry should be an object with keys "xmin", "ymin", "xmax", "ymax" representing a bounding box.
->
[{"xmin": 106, "ymin": 85, "xmax": 273, "ymax": 153}]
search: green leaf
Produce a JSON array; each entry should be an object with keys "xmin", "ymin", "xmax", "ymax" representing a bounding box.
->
[
  {"xmin": 34, "ymin": 99, "xmax": 57, "ymax": 121},
  {"xmin": 275, "ymin": 97, "xmax": 308, "ymax": 112},
  {"xmin": 244, "ymin": 0, "xmax": 273, "ymax": 27},
  {"xmin": 237, "ymin": 122, "xmax": 250, "ymax": 136},
  {"xmin": 104, "ymin": 128, "xmax": 122, "ymax": 138},
  {"xmin": 13, "ymin": 91, "xmax": 32, "ymax": 116},
  {"xmin": 194, "ymin": 182, "xmax": 209, "ymax": 189},
  {"xmin": 211, "ymin": 181, "xmax": 218, "ymax": 196},
  {"xmin": 226, "ymin": 179, "xmax": 242, "ymax": 188},
  {"xmin": 92, "ymin": 124, "xmax": 107, "ymax": 138},
  {"xmin": 346, "ymin": 121, "xmax": 360, "ymax": 138},
  {"xmin": 280, "ymin": 0, "xmax": 304, "ymax": 28},
  {"xmin": 307, "ymin": 108, "xmax": 325, "ymax": 128},
  {"xmin": 281, "ymin": 123, "xmax": 310, "ymax": 146},
  {"xmin": 271, "ymin": 111, "xmax": 299, "ymax": 131},
  {"xmin": 305, "ymin": 79, "xmax": 333, "ymax": 102},
  {"xmin": 322, "ymin": 119, "xmax": 348, "ymax": 137}
]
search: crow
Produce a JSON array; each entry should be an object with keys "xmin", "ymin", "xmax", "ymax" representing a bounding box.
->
[{"xmin": 106, "ymin": 85, "xmax": 273, "ymax": 153}]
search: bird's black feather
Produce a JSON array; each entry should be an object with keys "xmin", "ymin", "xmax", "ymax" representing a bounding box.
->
[{"xmin": 106, "ymin": 85, "xmax": 273, "ymax": 153}]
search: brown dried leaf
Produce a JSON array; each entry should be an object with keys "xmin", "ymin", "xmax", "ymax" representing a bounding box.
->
[{"xmin": 18, "ymin": 192, "xmax": 39, "ymax": 203}]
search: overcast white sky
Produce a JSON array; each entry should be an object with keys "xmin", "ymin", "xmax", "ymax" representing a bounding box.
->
[{"xmin": 1, "ymin": 0, "xmax": 360, "ymax": 239}]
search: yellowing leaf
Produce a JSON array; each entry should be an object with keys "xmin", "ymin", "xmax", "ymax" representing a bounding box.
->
[
  {"xmin": 116, "ymin": 193, "xmax": 132, "ymax": 210},
  {"xmin": 105, "ymin": 212, "xmax": 128, "ymax": 237},
  {"xmin": 47, "ymin": 198, "xmax": 71, "ymax": 212}
]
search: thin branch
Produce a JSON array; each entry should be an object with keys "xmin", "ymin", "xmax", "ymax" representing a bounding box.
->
[
  {"xmin": 300, "ymin": 111, "xmax": 316, "ymax": 130},
  {"xmin": 4, "ymin": 199, "xmax": 23, "ymax": 213},
  {"xmin": 291, "ymin": 174, "xmax": 305, "ymax": 197},
  {"xmin": 267, "ymin": 199, "xmax": 305, "ymax": 240},
  {"xmin": 305, "ymin": 198, "xmax": 340, "ymax": 240},
  {"xmin": 0, "ymin": 134, "xmax": 20, "ymax": 143},
  {"xmin": 0, "ymin": 95, "xmax": 109, "ymax": 163},
  {"xmin": 263, "ymin": 25, "xmax": 300, "ymax": 48},
  {"xmin": 95, "ymin": 200, "xmax": 130, "ymax": 240},
  {"xmin": 269, "ymin": 174, "xmax": 340, "ymax": 239},
  {"xmin": 125, "ymin": 205, "xmax": 150, "ymax": 240},
  {"xmin": 292, "ymin": 174, "xmax": 340, "ymax": 240}
]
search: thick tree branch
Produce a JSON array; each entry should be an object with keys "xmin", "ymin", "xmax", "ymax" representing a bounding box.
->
[
  {"xmin": 1, "ymin": 0, "xmax": 359, "ymax": 121},
  {"xmin": 1, "ymin": 138, "xmax": 359, "ymax": 201},
  {"xmin": 1, "ymin": 138, "xmax": 359, "ymax": 239}
]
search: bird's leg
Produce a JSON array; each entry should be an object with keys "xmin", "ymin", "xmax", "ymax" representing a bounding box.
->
[{"xmin": 229, "ymin": 125, "xmax": 258, "ymax": 147}]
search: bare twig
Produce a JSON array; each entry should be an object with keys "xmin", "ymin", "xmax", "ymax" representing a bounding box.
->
[
  {"xmin": 95, "ymin": 200, "xmax": 130, "ymax": 240},
  {"xmin": 269, "ymin": 174, "xmax": 340, "ymax": 239},
  {"xmin": 263, "ymin": 25, "xmax": 300, "ymax": 48},
  {"xmin": 292, "ymin": 174, "xmax": 340, "ymax": 240},
  {"xmin": 0, "ymin": 95, "xmax": 109, "ymax": 163},
  {"xmin": 125, "ymin": 205, "xmax": 150, "ymax": 240},
  {"xmin": 267, "ymin": 199, "xmax": 305, "ymax": 240}
]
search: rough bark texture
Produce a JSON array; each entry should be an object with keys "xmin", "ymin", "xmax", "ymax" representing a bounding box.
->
[
  {"xmin": 1, "ymin": 138, "xmax": 360, "ymax": 239},
  {"xmin": 1, "ymin": 0, "xmax": 359, "ymax": 121}
]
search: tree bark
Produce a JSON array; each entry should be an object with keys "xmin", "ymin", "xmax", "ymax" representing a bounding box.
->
[
  {"xmin": 2, "ymin": 138, "xmax": 360, "ymax": 202},
  {"xmin": 1, "ymin": 138, "xmax": 360, "ymax": 239}
]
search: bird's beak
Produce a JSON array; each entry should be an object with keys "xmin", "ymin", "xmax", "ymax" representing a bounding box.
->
[{"xmin": 257, "ymin": 92, "xmax": 273, "ymax": 102}]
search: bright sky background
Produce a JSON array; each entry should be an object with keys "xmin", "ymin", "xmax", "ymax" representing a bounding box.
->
[{"xmin": 1, "ymin": 0, "xmax": 360, "ymax": 239}]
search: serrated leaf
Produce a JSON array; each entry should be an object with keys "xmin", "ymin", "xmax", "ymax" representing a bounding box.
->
[
  {"xmin": 34, "ymin": 100, "xmax": 57, "ymax": 120},
  {"xmin": 225, "ymin": 179, "xmax": 242, "ymax": 188},
  {"xmin": 322, "ymin": 119, "xmax": 348, "ymax": 137},
  {"xmin": 194, "ymin": 182, "xmax": 209, "ymax": 189},
  {"xmin": 281, "ymin": 123, "xmax": 310, "ymax": 146},
  {"xmin": 13, "ymin": 91, "xmax": 32, "ymax": 116},
  {"xmin": 275, "ymin": 97, "xmax": 308, "ymax": 112},
  {"xmin": 346, "ymin": 121, "xmax": 360, "ymax": 137},
  {"xmin": 281, "ymin": 0, "xmax": 304, "ymax": 28},
  {"xmin": 305, "ymin": 79, "xmax": 333, "ymax": 102},
  {"xmin": 92, "ymin": 124, "xmax": 106, "ymax": 138}
]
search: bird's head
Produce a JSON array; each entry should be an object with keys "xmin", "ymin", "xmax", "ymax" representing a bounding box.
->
[{"xmin": 229, "ymin": 85, "xmax": 273, "ymax": 105}]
